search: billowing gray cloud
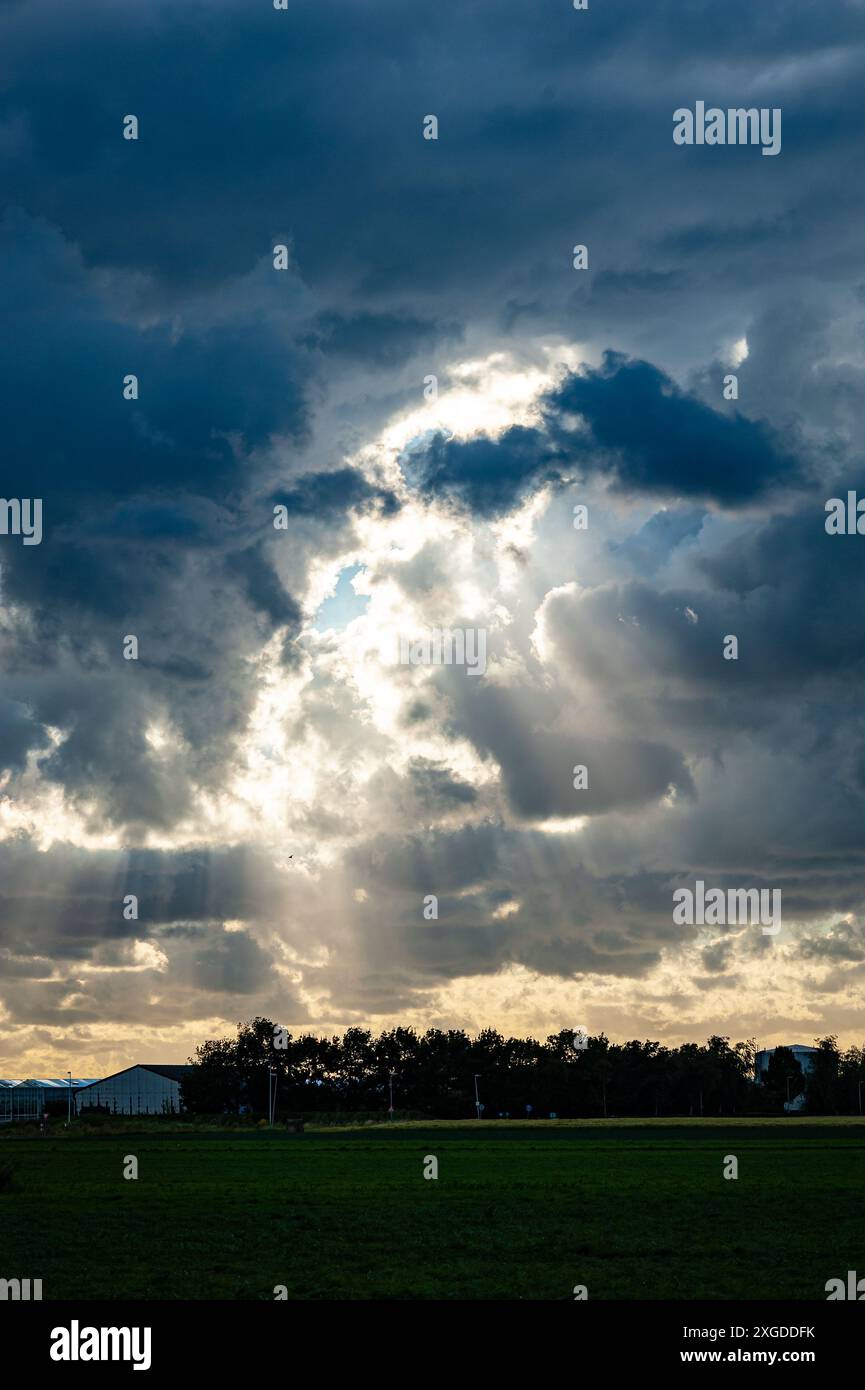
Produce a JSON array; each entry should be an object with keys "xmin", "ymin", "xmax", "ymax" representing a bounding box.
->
[{"xmin": 2, "ymin": 0, "xmax": 865, "ymax": 1066}]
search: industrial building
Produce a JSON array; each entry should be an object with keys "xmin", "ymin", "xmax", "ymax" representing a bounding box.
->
[
  {"xmin": 755, "ymin": 1044, "xmax": 820, "ymax": 1079},
  {"xmin": 755, "ymin": 1044, "xmax": 821, "ymax": 1113},
  {"xmin": 75, "ymin": 1064, "xmax": 193, "ymax": 1116},
  {"xmin": 0, "ymin": 1078, "xmax": 97, "ymax": 1123}
]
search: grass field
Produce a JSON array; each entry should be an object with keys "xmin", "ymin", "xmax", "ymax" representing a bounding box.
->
[{"xmin": 2, "ymin": 1117, "xmax": 864, "ymax": 1300}]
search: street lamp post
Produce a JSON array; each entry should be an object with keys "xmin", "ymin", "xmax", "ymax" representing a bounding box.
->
[
  {"xmin": 388, "ymin": 1072, "xmax": 395, "ymax": 1119},
  {"xmin": 66, "ymin": 1070, "xmax": 72, "ymax": 1126},
  {"xmin": 473, "ymin": 1073, "xmax": 481, "ymax": 1120},
  {"xmin": 268, "ymin": 1068, "xmax": 277, "ymax": 1126}
]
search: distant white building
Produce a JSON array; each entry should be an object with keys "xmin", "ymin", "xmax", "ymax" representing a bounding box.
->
[
  {"xmin": 755, "ymin": 1045, "xmax": 820, "ymax": 1080},
  {"xmin": 755, "ymin": 1045, "xmax": 820, "ymax": 1112},
  {"xmin": 75, "ymin": 1064, "xmax": 193, "ymax": 1116}
]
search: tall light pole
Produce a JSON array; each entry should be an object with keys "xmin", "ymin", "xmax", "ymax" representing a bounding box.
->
[
  {"xmin": 388, "ymin": 1072, "xmax": 395, "ymax": 1120},
  {"xmin": 473, "ymin": 1073, "xmax": 481, "ymax": 1120},
  {"xmin": 66, "ymin": 1070, "xmax": 72, "ymax": 1126},
  {"xmin": 268, "ymin": 1068, "xmax": 277, "ymax": 1126}
]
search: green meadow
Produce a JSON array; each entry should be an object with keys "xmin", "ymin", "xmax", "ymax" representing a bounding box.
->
[{"xmin": 2, "ymin": 1118, "xmax": 863, "ymax": 1300}]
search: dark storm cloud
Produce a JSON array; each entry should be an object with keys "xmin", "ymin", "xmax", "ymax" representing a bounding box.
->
[
  {"xmin": 173, "ymin": 926, "xmax": 272, "ymax": 996},
  {"xmin": 2, "ymin": 0, "xmax": 861, "ymax": 352},
  {"xmin": 545, "ymin": 354, "xmax": 801, "ymax": 502},
  {"xmin": 0, "ymin": 211, "xmax": 309, "ymax": 509},
  {"xmin": 0, "ymin": 840, "xmax": 290, "ymax": 962},
  {"xmin": 407, "ymin": 354, "xmax": 801, "ymax": 514},
  {"xmin": 701, "ymin": 941, "xmax": 735, "ymax": 974},
  {"xmin": 302, "ymin": 312, "xmax": 460, "ymax": 367},
  {"xmin": 407, "ymin": 759, "xmax": 478, "ymax": 809},
  {"xmin": 698, "ymin": 500, "xmax": 865, "ymax": 683},
  {"xmin": 1, "ymin": 0, "xmax": 858, "ymax": 535},
  {"xmin": 0, "ymin": 695, "xmax": 49, "ymax": 772},
  {"xmin": 538, "ymin": 555, "xmax": 865, "ymax": 713},
  {"xmin": 269, "ymin": 468, "xmax": 398, "ymax": 520},
  {"xmin": 337, "ymin": 824, "xmax": 684, "ymax": 994},
  {"xmin": 0, "ymin": 210, "xmax": 385, "ymax": 823},
  {"xmin": 0, "ymin": 554, "xmax": 299, "ymax": 830},
  {"xmin": 406, "ymin": 425, "xmax": 566, "ymax": 517},
  {"xmin": 225, "ymin": 544, "xmax": 304, "ymax": 629},
  {"xmin": 0, "ymin": 207, "xmax": 311, "ymax": 796},
  {"xmin": 445, "ymin": 678, "xmax": 694, "ymax": 819},
  {"xmin": 0, "ymin": 838, "xmax": 307, "ymax": 1025},
  {"xmin": 799, "ymin": 919, "xmax": 865, "ymax": 964},
  {"xmin": 0, "ymin": 950, "xmax": 56, "ymax": 981},
  {"xmin": 348, "ymin": 822, "xmax": 505, "ymax": 896}
]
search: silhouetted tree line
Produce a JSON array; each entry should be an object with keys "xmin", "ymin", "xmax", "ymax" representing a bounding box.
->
[{"xmin": 181, "ymin": 1020, "xmax": 865, "ymax": 1119}]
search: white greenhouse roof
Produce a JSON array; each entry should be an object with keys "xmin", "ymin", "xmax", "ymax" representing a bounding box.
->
[{"xmin": 0, "ymin": 1078, "xmax": 98, "ymax": 1089}]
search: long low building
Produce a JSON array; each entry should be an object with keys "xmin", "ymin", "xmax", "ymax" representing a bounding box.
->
[
  {"xmin": 0, "ymin": 1078, "xmax": 98, "ymax": 1123},
  {"xmin": 75, "ymin": 1064, "xmax": 193, "ymax": 1116}
]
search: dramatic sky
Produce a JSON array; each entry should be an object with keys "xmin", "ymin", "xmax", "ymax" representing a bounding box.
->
[{"xmin": 1, "ymin": 0, "xmax": 864, "ymax": 1075}]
